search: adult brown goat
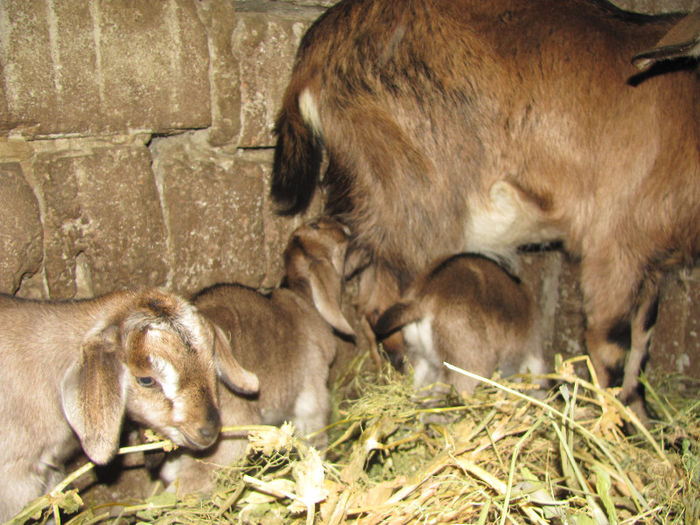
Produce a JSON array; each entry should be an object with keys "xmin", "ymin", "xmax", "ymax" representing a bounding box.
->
[{"xmin": 271, "ymin": 0, "xmax": 700, "ymax": 417}]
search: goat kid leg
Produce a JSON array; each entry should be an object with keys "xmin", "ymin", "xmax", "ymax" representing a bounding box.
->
[
  {"xmin": 0, "ymin": 460, "xmax": 62, "ymax": 522},
  {"xmin": 293, "ymin": 379, "xmax": 331, "ymax": 451}
]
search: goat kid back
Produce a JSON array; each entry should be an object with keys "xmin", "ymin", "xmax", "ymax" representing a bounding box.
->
[
  {"xmin": 374, "ymin": 254, "xmax": 545, "ymax": 396},
  {"xmin": 272, "ymin": 0, "xmax": 700, "ymax": 418},
  {"xmin": 0, "ymin": 288, "xmax": 258, "ymax": 521}
]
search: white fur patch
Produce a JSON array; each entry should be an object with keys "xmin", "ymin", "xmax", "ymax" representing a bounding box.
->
[
  {"xmin": 519, "ymin": 353, "xmax": 546, "ymax": 376},
  {"xmin": 464, "ymin": 181, "xmax": 562, "ymax": 266},
  {"xmin": 293, "ymin": 386, "xmax": 328, "ymax": 438},
  {"xmin": 159, "ymin": 455, "xmax": 183, "ymax": 485},
  {"xmin": 403, "ymin": 317, "xmax": 440, "ymax": 388},
  {"xmin": 299, "ymin": 88, "xmax": 323, "ymax": 137},
  {"xmin": 176, "ymin": 302, "xmax": 208, "ymax": 351},
  {"xmin": 150, "ymin": 355, "xmax": 180, "ymax": 401}
]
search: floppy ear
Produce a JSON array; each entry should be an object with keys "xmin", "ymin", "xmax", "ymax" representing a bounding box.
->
[
  {"xmin": 343, "ymin": 246, "xmax": 371, "ymax": 279},
  {"xmin": 211, "ymin": 323, "xmax": 260, "ymax": 396},
  {"xmin": 309, "ymin": 258, "xmax": 356, "ymax": 336},
  {"xmin": 632, "ymin": 8, "xmax": 700, "ymax": 70},
  {"xmin": 61, "ymin": 325, "xmax": 127, "ymax": 465}
]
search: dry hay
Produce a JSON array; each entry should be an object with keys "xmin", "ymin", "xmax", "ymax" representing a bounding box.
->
[{"xmin": 8, "ymin": 353, "xmax": 700, "ymax": 525}]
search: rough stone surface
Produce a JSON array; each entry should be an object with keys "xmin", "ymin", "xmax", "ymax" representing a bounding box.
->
[
  {"xmin": 233, "ymin": 1, "xmax": 325, "ymax": 147},
  {"xmin": 152, "ymin": 132, "xmax": 267, "ymax": 294},
  {"xmin": 151, "ymin": 132, "xmax": 321, "ymax": 295},
  {"xmin": 0, "ymin": 0, "xmax": 211, "ymax": 138},
  {"xmin": 0, "ymin": 161, "xmax": 42, "ymax": 293},
  {"xmin": 32, "ymin": 139, "xmax": 168, "ymax": 299},
  {"xmin": 196, "ymin": 1, "xmax": 242, "ymax": 147},
  {"xmin": 650, "ymin": 268, "xmax": 700, "ymax": 378}
]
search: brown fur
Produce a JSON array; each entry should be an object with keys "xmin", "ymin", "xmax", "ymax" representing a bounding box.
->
[
  {"xmin": 0, "ymin": 288, "xmax": 258, "ymax": 521},
  {"xmin": 162, "ymin": 218, "xmax": 353, "ymax": 494},
  {"xmin": 351, "ymin": 260, "xmax": 405, "ymax": 370},
  {"xmin": 374, "ymin": 254, "xmax": 544, "ymax": 395},
  {"xmin": 271, "ymin": 0, "xmax": 700, "ymax": 415}
]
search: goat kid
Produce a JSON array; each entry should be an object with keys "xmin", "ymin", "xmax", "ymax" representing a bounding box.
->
[
  {"xmin": 0, "ymin": 288, "xmax": 259, "ymax": 521},
  {"xmin": 271, "ymin": 0, "xmax": 700, "ymax": 418},
  {"xmin": 162, "ymin": 218, "xmax": 354, "ymax": 494},
  {"xmin": 374, "ymin": 253, "xmax": 545, "ymax": 396}
]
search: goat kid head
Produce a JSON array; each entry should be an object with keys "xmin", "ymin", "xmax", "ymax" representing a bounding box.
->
[
  {"xmin": 283, "ymin": 217, "xmax": 355, "ymax": 337},
  {"xmin": 60, "ymin": 289, "xmax": 259, "ymax": 465}
]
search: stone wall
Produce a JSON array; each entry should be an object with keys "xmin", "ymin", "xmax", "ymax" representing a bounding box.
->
[
  {"xmin": 0, "ymin": 0, "xmax": 327, "ymax": 300},
  {"xmin": 0, "ymin": 0, "xmax": 698, "ymax": 377}
]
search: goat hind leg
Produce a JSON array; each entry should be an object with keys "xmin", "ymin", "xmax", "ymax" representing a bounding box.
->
[
  {"xmin": 581, "ymin": 252, "xmax": 641, "ymax": 390},
  {"xmin": 581, "ymin": 251, "xmax": 656, "ymax": 423},
  {"xmin": 620, "ymin": 280, "xmax": 659, "ymax": 424}
]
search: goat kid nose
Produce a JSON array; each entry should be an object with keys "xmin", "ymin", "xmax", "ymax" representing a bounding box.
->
[
  {"xmin": 199, "ymin": 424, "xmax": 218, "ymax": 442},
  {"xmin": 199, "ymin": 405, "xmax": 221, "ymax": 441}
]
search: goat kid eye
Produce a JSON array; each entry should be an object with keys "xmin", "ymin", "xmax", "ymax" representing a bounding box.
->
[{"xmin": 135, "ymin": 376, "xmax": 157, "ymax": 388}]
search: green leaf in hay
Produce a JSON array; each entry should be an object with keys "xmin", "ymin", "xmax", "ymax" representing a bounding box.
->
[
  {"xmin": 593, "ymin": 463, "xmax": 617, "ymax": 525},
  {"xmin": 57, "ymin": 489, "xmax": 83, "ymax": 514},
  {"xmin": 146, "ymin": 491, "xmax": 180, "ymax": 507},
  {"xmin": 574, "ymin": 513, "xmax": 598, "ymax": 525},
  {"xmin": 136, "ymin": 491, "xmax": 179, "ymax": 520}
]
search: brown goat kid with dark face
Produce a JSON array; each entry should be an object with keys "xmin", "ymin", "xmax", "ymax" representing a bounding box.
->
[
  {"xmin": 271, "ymin": 0, "xmax": 700, "ymax": 418},
  {"xmin": 374, "ymin": 253, "xmax": 545, "ymax": 396}
]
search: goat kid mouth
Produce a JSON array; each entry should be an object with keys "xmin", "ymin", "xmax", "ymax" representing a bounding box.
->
[{"xmin": 170, "ymin": 428, "xmax": 218, "ymax": 450}]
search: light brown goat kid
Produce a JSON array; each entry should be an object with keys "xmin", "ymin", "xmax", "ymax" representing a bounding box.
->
[
  {"xmin": 271, "ymin": 0, "xmax": 700, "ymax": 418},
  {"xmin": 162, "ymin": 218, "xmax": 354, "ymax": 494},
  {"xmin": 0, "ymin": 288, "xmax": 259, "ymax": 521}
]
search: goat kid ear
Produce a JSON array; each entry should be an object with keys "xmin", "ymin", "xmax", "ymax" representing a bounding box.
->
[
  {"xmin": 632, "ymin": 8, "xmax": 700, "ymax": 70},
  {"xmin": 211, "ymin": 323, "xmax": 260, "ymax": 396},
  {"xmin": 61, "ymin": 325, "xmax": 127, "ymax": 465},
  {"xmin": 309, "ymin": 259, "xmax": 356, "ymax": 336},
  {"xmin": 343, "ymin": 246, "xmax": 371, "ymax": 279}
]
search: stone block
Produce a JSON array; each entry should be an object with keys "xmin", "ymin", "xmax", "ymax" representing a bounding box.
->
[
  {"xmin": 152, "ymin": 133, "xmax": 268, "ymax": 294},
  {"xmin": 520, "ymin": 250, "xmax": 587, "ymax": 373},
  {"xmin": 522, "ymin": 248, "xmax": 700, "ymax": 380},
  {"xmin": 32, "ymin": 139, "xmax": 168, "ymax": 299},
  {"xmin": 233, "ymin": 0, "xmax": 326, "ymax": 147},
  {"xmin": 151, "ymin": 132, "xmax": 322, "ymax": 294},
  {"xmin": 0, "ymin": 162, "xmax": 42, "ymax": 293},
  {"xmin": 0, "ymin": 0, "xmax": 211, "ymax": 138},
  {"xmin": 196, "ymin": 0, "xmax": 242, "ymax": 148},
  {"xmin": 649, "ymin": 268, "xmax": 700, "ymax": 378}
]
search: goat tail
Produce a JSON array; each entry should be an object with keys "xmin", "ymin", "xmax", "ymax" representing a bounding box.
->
[
  {"xmin": 271, "ymin": 82, "xmax": 324, "ymax": 215},
  {"xmin": 373, "ymin": 301, "xmax": 422, "ymax": 339}
]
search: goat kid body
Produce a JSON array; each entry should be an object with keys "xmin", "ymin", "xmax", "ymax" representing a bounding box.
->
[
  {"xmin": 194, "ymin": 285, "xmax": 337, "ymax": 435},
  {"xmin": 163, "ymin": 219, "xmax": 353, "ymax": 494},
  {"xmin": 272, "ymin": 0, "xmax": 700, "ymax": 412},
  {"xmin": 375, "ymin": 254, "xmax": 544, "ymax": 395},
  {"xmin": 164, "ymin": 286, "xmax": 337, "ymax": 495},
  {"xmin": 0, "ymin": 289, "xmax": 258, "ymax": 520}
]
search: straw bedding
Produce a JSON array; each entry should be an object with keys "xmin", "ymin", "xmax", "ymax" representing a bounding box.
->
[{"xmin": 8, "ymin": 351, "xmax": 699, "ymax": 525}]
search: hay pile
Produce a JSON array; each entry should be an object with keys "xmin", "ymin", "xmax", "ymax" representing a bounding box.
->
[{"xmin": 10, "ymin": 353, "xmax": 700, "ymax": 525}]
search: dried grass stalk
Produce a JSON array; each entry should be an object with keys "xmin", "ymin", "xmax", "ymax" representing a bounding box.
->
[{"xmin": 9, "ymin": 354, "xmax": 699, "ymax": 525}]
